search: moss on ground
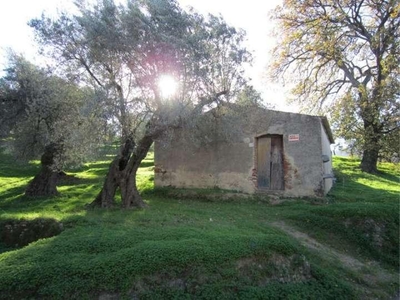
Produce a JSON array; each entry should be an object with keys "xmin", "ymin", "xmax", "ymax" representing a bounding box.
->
[{"xmin": 0, "ymin": 149, "xmax": 398, "ymax": 299}]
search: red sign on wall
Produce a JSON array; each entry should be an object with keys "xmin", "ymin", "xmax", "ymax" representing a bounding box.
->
[{"xmin": 288, "ymin": 134, "xmax": 300, "ymax": 142}]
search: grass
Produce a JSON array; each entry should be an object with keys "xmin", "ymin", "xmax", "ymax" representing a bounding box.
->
[
  {"xmin": 286, "ymin": 157, "xmax": 399, "ymax": 268},
  {"xmin": 0, "ymin": 149, "xmax": 398, "ymax": 299}
]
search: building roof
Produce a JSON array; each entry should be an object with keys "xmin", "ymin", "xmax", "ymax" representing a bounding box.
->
[{"xmin": 320, "ymin": 116, "xmax": 335, "ymax": 144}]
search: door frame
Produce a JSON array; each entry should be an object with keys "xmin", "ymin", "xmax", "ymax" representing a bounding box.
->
[{"xmin": 254, "ymin": 134, "xmax": 285, "ymax": 191}]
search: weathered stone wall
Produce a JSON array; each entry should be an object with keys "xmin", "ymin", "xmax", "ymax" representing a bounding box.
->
[
  {"xmin": 257, "ymin": 111, "xmax": 324, "ymax": 197},
  {"xmin": 155, "ymin": 108, "xmax": 332, "ymax": 197},
  {"xmin": 155, "ymin": 131, "xmax": 255, "ymax": 193}
]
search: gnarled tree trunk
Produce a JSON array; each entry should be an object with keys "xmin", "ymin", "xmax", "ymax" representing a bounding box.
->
[
  {"xmin": 89, "ymin": 138, "xmax": 135, "ymax": 208},
  {"xmin": 25, "ymin": 143, "xmax": 60, "ymax": 197},
  {"xmin": 360, "ymin": 148, "xmax": 379, "ymax": 173},
  {"xmin": 121, "ymin": 135, "xmax": 153, "ymax": 208},
  {"xmin": 90, "ymin": 158, "xmax": 121, "ymax": 208},
  {"xmin": 89, "ymin": 134, "xmax": 153, "ymax": 209},
  {"xmin": 360, "ymin": 112, "xmax": 380, "ymax": 174},
  {"xmin": 360, "ymin": 127, "xmax": 379, "ymax": 173}
]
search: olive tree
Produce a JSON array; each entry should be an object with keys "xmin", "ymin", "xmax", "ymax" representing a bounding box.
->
[
  {"xmin": 0, "ymin": 54, "xmax": 103, "ymax": 196},
  {"xmin": 30, "ymin": 0, "xmax": 252, "ymax": 208}
]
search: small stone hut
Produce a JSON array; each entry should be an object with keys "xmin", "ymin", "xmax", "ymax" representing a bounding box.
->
[{"xmin": 154, "ymin": 107, "xmax": 335, "ymax": 197}]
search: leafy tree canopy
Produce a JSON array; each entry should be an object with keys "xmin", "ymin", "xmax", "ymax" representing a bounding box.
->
[
  {"xmin": 29, "ymin": 0, "xmax": 255, "ymax": 207},
  {"xmin": 271, "ymin": 0, "xmax": 400, "ymax": 172},
  {"xmin": 0, "ymin": 53, "xmax": 103, "ymax": 169}
]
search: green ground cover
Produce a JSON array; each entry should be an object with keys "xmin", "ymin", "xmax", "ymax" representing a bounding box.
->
[{"xmin": 0, "ymin": 148, "xmax": 398, "ymax": 299}]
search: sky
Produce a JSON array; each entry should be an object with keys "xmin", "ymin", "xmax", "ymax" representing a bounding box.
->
[{"xmin": 0, "ymin": 0, "xmax": 295, "ymax": 112}]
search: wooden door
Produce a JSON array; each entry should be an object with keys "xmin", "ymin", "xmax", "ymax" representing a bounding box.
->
[
  {"xmin": 257, "ymin": 136, "xmax": 271, "ymax": 188},
  {"xmin": 257, "ymin": 135, "xmax": 284, "ymax": 190}
]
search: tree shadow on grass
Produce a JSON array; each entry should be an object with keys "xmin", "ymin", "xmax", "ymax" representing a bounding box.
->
[
  {"xmin": 0, "ymin": 193, "xmax": 57, "ymax": 212},
  {"xmin": 331, "ymin": 165, "xmax": 399, "ymax": 203},
  {"xmin": 0, "ymin": 150, "xmax": 40, "ymax": 178},
  {"xmin": 0, "ymin": 181, "xmax": 101, "ymax": 214},
  {"xmin": 57, "ymin": 175, "xmax": 101, "ymax": 187},
  {"xmin": 0, "ymin": 186, "xmax": 26, "ymax": 205},
  {"xmin": 329, "ymin": 173, "xmax": 399, "ymax": 203},
  {"xmin": 334, "ymin": 157, "xmax": 399, "ymax": 184},
  {"xmin": 139, "ymin": 161, "xmax": 154, "ymax": 168},
  {"xmin": 84, "ymin": 161, "xmax": 111, "ymax": 170},
  {"xmin": 83, "ymin": 169, "xmax": 109, "ymax": 177},
  {"xmin": 65, "ymin": 162, "xmax": 110, "ymax": 174},
  {"xmin": 0, "ymin": 167, "xmax": 39, "ymax": 178},
  {"xmin": 375, "ymin": 170, "xmax": 399, "ymax": 184}
]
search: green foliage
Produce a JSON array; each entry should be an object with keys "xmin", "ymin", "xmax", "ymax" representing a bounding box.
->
[
  {"xmin": 30, "ymin": 0, "xmax": 253, "ymax": 141},
  {"xmin": 287, "ymin": 157, "xmax": 399, "ymax": 268},
  {"xmin": 0, "ymin": 54, "xmax": 104, "ymax": 168},
  {"xmin": 330, "ymin": 157, "xmax": 399, "ymax": 202},
  {"xmin": 0, "ymin": 218, "xmax": 63, "ymax": 249},
  {"xmin": 28, "ymin": 0, "xmax": 257, "ymax": 205},
  {"xmin": 236, "ymin": 85, "xmax": 272, "ymax": 108},
  {"xmin": 0, "ymin": 151, "xmax": 398, "ymax": 298},
  {"xmin": 271, "ymin": 0, "xmax": 400, "ymax": 172}
]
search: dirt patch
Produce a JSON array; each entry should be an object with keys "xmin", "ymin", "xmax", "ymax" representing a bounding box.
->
[
  {"xmin": 236, "ymin": 254, "xmax": 312, "ymax": 285},
  {"xmin": 98, "ymin": 293, "xmax": 120, "ymax": 300},
  {"xmin": 99, "ymin": 253, "xmax": 313, "ymax": 299},
  {"xmin": 272, "ymin": 221, "xmax": 365, "ymax": 271},
  {"xmin": 343, "ymin": 218, "xmax": 387, "ymax": 249},
  {"xmin": 271, "ymin": 221, "xmax": 399, "ymax": 299},
  {"xmin": 1, "ymin": 218, "xmax": 63, "ymax": 248},
  {"xmin": 164, "ymin": 189, "xmax": 254, "ymax": 202}
]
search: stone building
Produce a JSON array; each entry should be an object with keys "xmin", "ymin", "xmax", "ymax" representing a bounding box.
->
[{"xmin": 154, "ymin": 107, "xmax": 335, "ymax": 197}]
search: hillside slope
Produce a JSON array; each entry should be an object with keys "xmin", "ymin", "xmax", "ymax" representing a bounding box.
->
[{"xmin": 0, "ymin": 150, "xmax": 398, "ymax": 299}]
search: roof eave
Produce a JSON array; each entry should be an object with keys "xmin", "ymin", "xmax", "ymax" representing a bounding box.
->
[{"xmin": 320, "ymin": 116, "xmax": 335, "ymax": 144}]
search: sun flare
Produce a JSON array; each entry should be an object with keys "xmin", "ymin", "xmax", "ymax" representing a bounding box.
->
[{"xmin": 158, "ymin": 75, "xmax": 178, "ymax": 98}]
